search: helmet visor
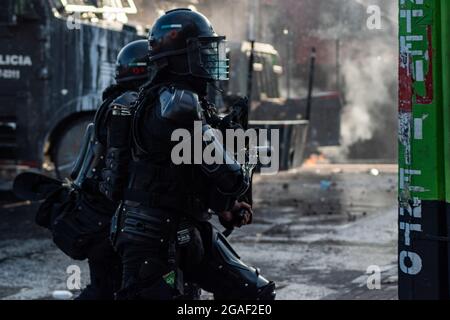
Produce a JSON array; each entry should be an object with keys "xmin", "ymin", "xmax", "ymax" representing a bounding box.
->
[{"xmin": 187, "ymin": 36, "xmax": 229, "ymax": 81}]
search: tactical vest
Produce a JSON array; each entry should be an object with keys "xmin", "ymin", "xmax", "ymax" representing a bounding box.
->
[{"xmin": 123, "ymin": 86, "xmax": 211, "ymax": 220}]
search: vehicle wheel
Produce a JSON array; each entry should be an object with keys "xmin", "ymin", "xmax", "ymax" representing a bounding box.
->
[{"xmin": 52, "ymin": 115, "xmax": 94, "ymax": 179}]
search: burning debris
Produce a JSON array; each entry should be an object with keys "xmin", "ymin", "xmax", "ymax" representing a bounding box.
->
[{"xmin": 303, "ymin": 153, "xmax": 330, "ymax": 167}]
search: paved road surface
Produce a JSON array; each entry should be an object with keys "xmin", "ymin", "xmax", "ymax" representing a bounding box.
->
[{"xmin": 0, "ymin": 164, "xmax": 398, "ymax": 300}]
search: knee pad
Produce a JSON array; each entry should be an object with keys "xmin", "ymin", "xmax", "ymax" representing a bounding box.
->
[{"xmin": 203, "ymin": 224, "xmax": 276, "ymax": 300}]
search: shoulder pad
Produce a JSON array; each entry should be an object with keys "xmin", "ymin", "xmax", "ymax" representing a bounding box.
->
[
  {"xmin": 159, "ymin": 87, "xmax": 202, "ymax": 124},
  {"xmin": 111, "ymin": 91, "xmax": 139, "ymax": 109}
]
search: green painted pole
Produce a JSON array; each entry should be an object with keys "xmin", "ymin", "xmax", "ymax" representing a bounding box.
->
[
  {"xmin": 440, "ymin": 0, "xmax": 450, "ymax": 298},
  {"xmin": 398, "ymin": 0, "xmax": 449, "ymax": 299}
]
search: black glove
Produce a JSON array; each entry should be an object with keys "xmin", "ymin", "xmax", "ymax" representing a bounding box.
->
[{"xmin": 219, "ymin": 206, "xmax": 253, "ymax": 230}]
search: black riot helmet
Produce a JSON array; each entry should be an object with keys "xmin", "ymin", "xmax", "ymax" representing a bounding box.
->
[
  {"xmin": 148, "ymin": 8, "xmax": 229, "ymax": 83},
  {"xmin": 115, "ymin": 40, "xmax": 149, "ymax": 84}
]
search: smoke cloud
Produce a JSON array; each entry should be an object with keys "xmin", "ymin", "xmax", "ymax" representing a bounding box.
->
[
  {"xmin": 310, "ymin": 0, "xmax": 398, "ymax": 158},
  {"xmin": 340, "ymin": 41, "xmax": 397, "ymax": 151},
  {"xmin": 129, "ymin": 0, "xmax": 398, "ymax": 160},
  {"xmin": 339, "ymin": 0, "xmax": 398, "ymax": 158}
]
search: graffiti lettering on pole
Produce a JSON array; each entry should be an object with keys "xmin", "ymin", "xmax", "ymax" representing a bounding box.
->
[{"xmin": 399, "ymin": 0, "xmax": 434, "ymax": 283}]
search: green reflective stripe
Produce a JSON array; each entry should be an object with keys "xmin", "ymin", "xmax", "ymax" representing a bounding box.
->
[
  {"xmin": 161, "ymin": 24, "xmax": 182, "ymax": 29},
  {"xmin": 128, "ymin": 62, "xmax": 147, "ymax": 67}
]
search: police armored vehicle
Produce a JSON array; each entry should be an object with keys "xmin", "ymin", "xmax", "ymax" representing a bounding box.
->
[{"xmin": 0, "ymin": 0, "xmax": 142, "ymax": 188}]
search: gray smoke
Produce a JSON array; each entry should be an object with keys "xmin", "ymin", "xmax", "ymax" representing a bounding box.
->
[
  {"xmin": 340, "ymin": 41, "xmax": 397, "ymax": 149},
  {"xmin": 266, "ymin": 0, "xmax": 398, "ymax": 159},
  {"xmin": 338, "ymin": 0, "xmax": 398, "ymax": 157},
  {"xmin": 311, "ymin": 0, "xmax": 397, "ymax": 157},
  {"xmin": 128, "ymin": 0, "xmax": 398, "ymax": 159}
]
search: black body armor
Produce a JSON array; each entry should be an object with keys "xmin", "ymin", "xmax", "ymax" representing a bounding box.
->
[
  {"xmin": 99, "ymin": 91, "xmax": 139, "ymax": 202},
  {"xmin": 111, "ymin": 84, "xmax": 274, "ymax": 300},
  {"xmin": 121, "ymin": 85, "xmax": 248, "ymax": 220}
]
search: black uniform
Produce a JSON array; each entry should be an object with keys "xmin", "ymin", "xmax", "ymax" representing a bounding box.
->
[
  {"xmin": 106, "ymin": 9, "xmax": 275, "ymax": 300},
  {"xmin": 28, "ymin": 40, "xmax": 150, "ymax": 300},
  {"xmin": 73, "ymin": 40, "xmax": 150, "ymax": 299},
  {"xmin": 70, "ymin": 85, "xmax": 127, "ymax": 300}
]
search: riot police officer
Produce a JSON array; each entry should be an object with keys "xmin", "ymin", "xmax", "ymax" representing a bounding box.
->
[
  {"xmin": 74, "ymin": 39, "xmax": 151, "ymax": 300},
  {"xmin": 74, "ymin": 39, "xmax": 150, "ymax": 300},
  {"xmin": 36, "ymin": 40, "xmax": 150, "ymax": 300},
  {"xmin": 106, "ymin": 8, "xmax": 275, "ymax": 300}
]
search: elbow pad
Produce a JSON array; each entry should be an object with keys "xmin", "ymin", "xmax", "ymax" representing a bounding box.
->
[{"xmin": 200, "ymin": 124, "xmax": 249, "ymax": 197}]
